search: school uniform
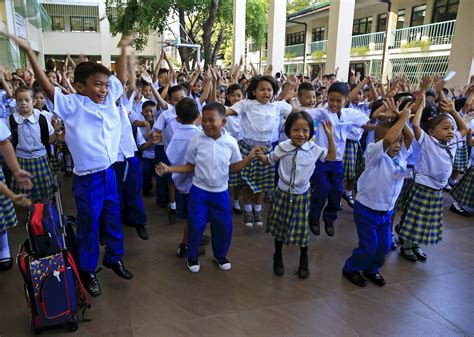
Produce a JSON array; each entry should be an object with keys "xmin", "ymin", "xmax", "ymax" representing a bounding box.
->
[
  {"xmin": 398, "ymin": 129, "xmax": 461, "ymax": 245},
  {"xmin": 0, "ymin": 121, "xmax": 17, "ymax": 234},
  {"xmin": 139, "ymin": 126, "xmax": 157, "ymax": 195},
  {"xmin": 394, "ymin": 140, "xmax": 420, "ymax": 211},
  {"xmin": 7, "ymin": 109, "xmax": 54, "ymax": 201},
  {"xmin": 113, "ymin": 101, "xmax": 147, "ymax": 227},
  {"xmin": 224, "ymin": 113, "xmax": 244, "ymax": 187},
  {"xmin": 344, "ymin": 140, "xmax": 409, "ymax": 274},
  {"xmin": 266, "ymin": 140, "xmax": 327, "ymax": 247},
  {"xmin": 231, "ymin": 99, "xmax": 292, "ymax": 193},
  {"xmin": 307, "ymin": 107, "xmax": 368, "ymax": 225},
  {"xmin": 166, "ymin": 124, "xmax": 200, "ymax": 218},
  {"xmin": 451, "ymin": 126, "xmax": 474, "ymax": 208},
  {"xmin": 185, "ymin": 129, "xmax": 242, "ymax": 260},
  {"xmin": 45, "ymin": 75, "xmax": 124, "ymax": 273}
]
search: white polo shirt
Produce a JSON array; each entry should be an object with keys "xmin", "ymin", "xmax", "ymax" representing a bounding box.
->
[
  {"xmin": 116, "ymin": 101, "xmax": 138, "ymax": 162},
  {"xmin": 153, "ymin": 105, "xmax": 177, "ymax": 147},
  {"xmin": 415, "ymin": 129, "xmax": 461, "ymax": 190},
  {"xmin": 185, "ymin": 129, "xmax": 242, "ymax": 193},
  {"xmin": 0, "ymin": 119, "xmax": 11, "ymax": 141},
  {"xmin": 224, "ymin": 114, "xmax": 243, "ymax": 141},
  {"xmin": 308, "ymin": 107, "xmax": 368, "ymax": 161},
  {"xmin": 356, "ymin": 140, "xmax": 409, "ymax": 211},
  {"xmin": 231, "ymin": 99, "xmax": 292, "ymax": 143},
  {"xmin": 268, "ymin": 139, "xmax": 327, "ymax": 194},
  {"xmin": 46, "ymin": 75, "xmax": 123, "ymax": 175},
  {"xmin": 8, "ymin": 109, "xmax": 54, "ymax": 159},
  {"xmin": 347, "ymin": 102, "xmax": 371, "ymax": 141},
  {"xmin": 166, "ymin": 124, "xmax": 200, "ymax": 194}
]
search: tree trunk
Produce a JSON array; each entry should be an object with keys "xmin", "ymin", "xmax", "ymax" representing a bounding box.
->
[
  {"xmin": 202, "ymin": 0, "xmax": 219, "ymax": 69},
  {"xmin": 177, "ymin": 8, "xmax": 190, "ymax": 70},
  {"xmin": 211, "ymin": 26, "xmax": 225, "ymax": 66}
]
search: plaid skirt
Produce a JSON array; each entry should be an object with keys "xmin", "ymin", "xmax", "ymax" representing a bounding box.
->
[
  {"xmin": 228, "ymin": 171, "xmax": 243, "ymax": 187},
  {"xmin": 343, "ymin": 140, "xmax": 359, "ymax": 180},
  {"xmin": 266, "ymin": 187, "xmax": 311, "ymax": 247},
  {"xmin": 398, "ymin": 183, "xmax": 443, "ymax": 245},
  {"xmin": 394, "ymin": 166, "xmax": 416, "ymax": 211},
  {"xmin": 0, "ymin": 168, "xmax": 17, "ymax": 234},
  {"xmin": 12, "ymin": 155, "xmax": 54, "ymax": 202},
  {"xmin": 453, "ymin": 142, "xmax": 469, "ymax": 172},
  {"xmin": 451, "ymin": 166, "xmax": 474, "ymax": 208},
  {"xmin": 240, "ymin": 141, "xmax": 274, "ymax": 193}
]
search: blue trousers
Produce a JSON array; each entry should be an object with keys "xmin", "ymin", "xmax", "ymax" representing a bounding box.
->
[
  {"xmin": 113, "ymin": 157, "xmax": 147, "ymax": 226},
  {"xmin": 154, "ymin": 145, "xmax": 170, "ymax": 204},
  {"xmin": 72, "ymin": 167, "xmax": 124, "ymax": 272},
  {"xmin": 309, "ymin": 160, "xmax": 343, "ymax": 224},
  {"xmin": 187, "ymin": 185, "xmax": 232, "ymax": 259},
  {"xmin": 141, "ymin": 157, "xmax": 155, "ymax": 194},
  {"xmin": 344, "ymin": 201, "xmax": 393, "ymax": 274}
]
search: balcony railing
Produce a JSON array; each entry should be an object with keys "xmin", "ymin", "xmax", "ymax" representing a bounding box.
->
[
  {"xmin": 351, "ymin": 32, "xmax": 385, "ymax": 51},
  {"xmin": 393, "ymin": 19, "xmax": 456, "ymax": 49},
  {"xmin": 285, "ymin": 44, "xmax": 304, "ymax": 58},
  {"xmin": 309, "ymin": 40, "xmax": 327, "ymax": 53}
]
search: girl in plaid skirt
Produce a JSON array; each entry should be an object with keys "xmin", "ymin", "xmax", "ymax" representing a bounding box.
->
[
  {"xmin": 257, "ymin": 111, "xmax": 336, "ymax": 279},
  {"xmin": 398, "ymin": 92, "xmax": 469, "ymax": 262},
  {"xmin": 7, "ymin": 87, "xmax": 56, "ymax": 202}
]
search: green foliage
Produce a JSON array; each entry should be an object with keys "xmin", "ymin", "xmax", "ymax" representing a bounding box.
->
[
  {"xmin": 311, "ymin": 50, "xmax": 325, "ymax": 60},
  {"xmin": 350, "ymin": 46, "xmax": 369, "ymax": 56},
  {"xmin": 285, "ymin": 52, "xmax": 297, "ymax": 60},
  {"xmin": 401, "ymin": 39, "xmax": 432, "ymax": 51},
  {"xmin": 246, "ymin": 0, "xmax": 268, "ymax": 49},
  {"xmin": 287, "ymin": 0, "xmax": 323, "ymax": 14}
]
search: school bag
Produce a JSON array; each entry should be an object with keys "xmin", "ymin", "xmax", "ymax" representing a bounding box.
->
[{"xmin": 17, "ymin": 179, "xmax": 90, "ymax": 335}]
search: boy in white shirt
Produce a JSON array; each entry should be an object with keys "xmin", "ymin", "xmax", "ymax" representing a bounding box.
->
[
  {"xmin": 343, "ymin": 106, "xmax": 413, "ymax": 287},
  {"xmin": 156, "ymin": 102, "xmax": 258, "ymax": 273},
  {"xmin": 8, "ymin": 33, "xmax": 134, "ymax": 297}
]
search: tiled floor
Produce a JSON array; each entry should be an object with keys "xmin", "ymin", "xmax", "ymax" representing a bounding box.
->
[{"xmin": 0, "ymin": 174, "xmax": 472, "ymax": 337}]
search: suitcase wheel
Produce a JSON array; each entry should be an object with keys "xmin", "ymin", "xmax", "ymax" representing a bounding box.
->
[{"xmin": 64, "ymin": 322, "xmax": 78, "ymax": 332}]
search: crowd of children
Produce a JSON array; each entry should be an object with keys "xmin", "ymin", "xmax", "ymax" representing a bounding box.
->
[{"xmin": 0, "ymin": 32, "xmax": 473, "ymax": 296}]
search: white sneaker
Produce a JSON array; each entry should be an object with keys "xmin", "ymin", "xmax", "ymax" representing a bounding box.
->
[
  {"xmin": 254, "ymin": 210, "xmax": 264, "ymax": 226},
  {"xmin": 244, "ymin": 211, "xmax": 254, "ymax": 227},
  {"xmin": 214, "ymin": 257, "xmax": 231, "ymax": 271},
  {"xmin": 187, "ymin": 258, "xmax": 200, "ymax": 273}
]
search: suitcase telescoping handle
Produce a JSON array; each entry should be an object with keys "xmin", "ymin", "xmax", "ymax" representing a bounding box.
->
[{"xmin": 52, "ymin": 175, "xmax": 67, "ymax": 250}]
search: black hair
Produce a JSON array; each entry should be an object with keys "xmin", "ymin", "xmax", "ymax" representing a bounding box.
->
[
  {"xmin": 422, "ymin": 112, "xmax": 453, "ymax": 133},
  {"xmin": 33, "ymin": 87, "xmax": 45, "ymax": 97},
  {"xmin": 73, "ymin": 61, "xmax": 110, "ymax": 85},
  {"xmin": 45, "ymin": 59, "xmax": 55, "ymax": 71},
  {"xmin": 142, "ymin": 81, "xmax": 152, "ymax": 88},
  {"xmin": 454, "ymin": 97, "xmax": 467, "ymax": 112},
  {"xmin": 135, "ymin": 80, "xmax": 144, "ymax": 90},
  {"xmin": 284, "ymin": 111, "xmax": 314, "ymax": 139},
  {"xmin": 297, "ymin": 82, "xmax": 316, "ymax": 97},
  {"xmin": 328, "ymin": 73, "xmax": 336, "ymax": 78},
  {"xmin": 175, "ymin": 97, "xmax": 199, "ymax": 124},
  {"xmin": 374, "ymin": 120, "xmax": 396, "ymax": 141},
  {"xmin": 224, "ymin": 83, "xmax": 243, "ymax": 106},
  {"xmin": 142, "ymin": 100, "xmax": 156, "ymax": 110},
  {"xmin": 168, "ymin": 85, "xmax": 187, "ymax": 99},
  {"xmin": 158, "ymin": 68, "xmax": 169, "ymax": 75},
  {"xmin": 328, "ymin": 82, "xmax": 349, "ymax": 97},
  {"xmin": 370, "ymin": 98, "xmax": 385, "ymax": 118},
  {"xmin": 217, "ymin": 85, "xmax": 227, "ymax": 94},
  {"xmin": 202, "ymin": 102, "xmax": 226, "ymax": 118},
  {"xmin": 15, "ymin": 86, "xmax": 33, "ymax": 98},
  {"xmin": 425, "ymin": 89, "xmax": 436, "ymax": 98},
  {"xmin": 246, "ymin": 76, "xmax": 278, "ymax": 100},
  {"xmin": 322, "ymin": 74, "xmax": 329, "ymax": 80},
  {"xmin": 394, "ymin": 92, "xmax": 414, "ymax": 110}
]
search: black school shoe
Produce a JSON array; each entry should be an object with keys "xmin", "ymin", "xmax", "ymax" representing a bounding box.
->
[
  {"xmin": 102, "ymin": 260, "xmax": 133, "ymax": 280},
  {"xmin": 400, "ymin": 248, "xmax": 417, "ymax": 262},
  {"xmin": 80, "ymin": 271, "xmax": 101, "ymax": 297},
  {"xmin": 363, "ymin": 271, "xmax": 386, "ymax": 286},
  {"xmin": 135, "ymin": 224, "xmax": 149, "ymax": 240},
  {"xmin": 342, "ymin": 269, "xmax": 368, "ymax": 287},
  {"xmin": 168, "ymin": 208, "xmax": 177, "ymax": 224},
  {"xmin": 0, "ymin": 257, "xmax": 13, "ymax": 271},
  {"xmin": 341, "ymin": 193, "xmax": 354, "ymax": 208},
  {"xmin": 273, "ymin": 253, "xmax": 284, "ymax": 277},
  {"xmin": 177, "ymin": 244, "xmax": 206, "ymax": 258},
  {"xmin": 412, "ymin": 247, "xmax": 427, "ymax": 261},
  {"xmin": 324, "ymin": 222, "xmax": 335, "ymax": 236},
  {"xmin": 450, "ymin": 204, "xmax": 470, "ymax": 217},
  {"xmin": 309, "ymin": 218, "xmax": 320, "ymax": 236}
]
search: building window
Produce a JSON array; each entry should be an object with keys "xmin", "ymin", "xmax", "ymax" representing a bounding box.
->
[
  {"xmin": 432, "ymin": 0, "xmax": 459, "ymax": 22},
  {"xmin": 286, "ymin": 31, "xmax": 305, "ymax": 46},
  {"xmin": 410, "ymin": 4, "xmax": 426, "ymax": 27},
  {"xmin": 352, "ymin": 17, "xmax": 373, "ymax": 35},
  {"xmin": 377, "ymin": 13, "xmax": 387, "ymax": 32},
  {"xmin": 51, "ymin": 15, "xmax": 65, "ymax": 31},
  {"xmin": 70, "ymin": 16, "xmax": 97, "ymax": 32},
  {"xmin": 311, "ymin": 27, "xmax": 325, "ymax": 41},
  {"xmin": 397, "ymin": 9, "xmax": 405, "ymax": 29}
]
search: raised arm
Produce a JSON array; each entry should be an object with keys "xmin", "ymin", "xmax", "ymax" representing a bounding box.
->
[
  {"xmin": 383, "ymin": 105, "xmax": 413, "ymax": 151},
  {"xmin": 163, "ymin": 51, "xmax": 176, "ymax": 84},
  {"xmin": 0, "ymin": 68, "xmax": 13, "ymax": 98},
  {"xmin": 412, "ymin": 93, "xmax": 425, "ymax": 141},
  {"xmin": 153, "ymin": 51, "xmax": 164, "ymax": 83},
  {"xmin": 439, "ymin": 99, "xmax": 469, "ymax": 137},
  {"xmin": 348, "ymin": 77, "xmax": 369, "ymax": 102},
  {"xmin": 141, "ymin": 71, "xmax": 168, "ymax": 110},
  {"xmin": 116, "ymin": 34, "xmax": 132, "ymax": 85}
]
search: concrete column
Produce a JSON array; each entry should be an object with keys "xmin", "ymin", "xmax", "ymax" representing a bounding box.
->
[
  {"xmin": 267, "ymin": 0, "xmax": 287, "ymax": 75},
  {"xmin": 232, "ymin": 0, "xmax": 246, "ymax": 66},
  {"xmin": 446, "ymin": 0, "xmax": 474, "ymax": 87},
  {"xmin": 98, "ymin": 0, "xmax": 111, "ymax": 68},
  {"xmin": 381, "ymin": 0, "xmax": 399, "ymax": 80},
  {"xmin": 325, "ymin": 0, "xmax": 355, "ymax": 81}
]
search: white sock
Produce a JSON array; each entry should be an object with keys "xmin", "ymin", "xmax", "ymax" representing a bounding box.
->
[
  {"xmin": 449, "ymin": 178, "xmax": 457, "ymax": 185},
  {"xmin": 344, "ymin": 190, "xmax": 352, "ymax": 197},
  {"xmin": 233, "ymin": 200, "xmax": 241, "ymax": 209},
  {"xmin": 169, "ymin": 202, "xmax": 177, "ymax": 210},
  {"xmin": 244, "ymin": 204, "xmax": 252, "ymax": 212},
  {"xmin": 453, "ymin": 201, "xmax": 463, "ymax": 210},
  {"xmin": 254, "ymin": 204, "xmax": 262, "ymax": 212},
  {"xmin": 0, "ymin": 231, "xmax": 11, "ymax": 260}
]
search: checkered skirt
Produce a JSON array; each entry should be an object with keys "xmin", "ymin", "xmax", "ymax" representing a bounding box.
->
[
  {"xmin": 398, "ymin": 183, "xmax": 443, "ymax": 245},
  {"xmin": 0, "ymin": 168, "xmax": 17, "ymax": 234},
  {"xmin": 228, "ymin": 141, "xmax": 244, "ymax": 187},
  {"xmin": 266, "ymin": 187, "xmax": 311, "ymax": 247},
  {"xmin": 450, "ymin": 166, "xmax": 474, "ymax": 208},
  {"xmin": 394, "ymin": 167, "xmax": 416, "ymax": 211},
  {"xmin": 239, "ymin": 141, "xmax": 274, "ymax": 193},
  {"xmin": 11, "ymin": 155, "xmax": 54, "ymax": 202},
  {"xmin": 343, "ymin": 140, "xmax": 359, "ymax": 180},
  {"xmin": 453, "ymin": 142, "xmax": 469, "ymax": 172}
]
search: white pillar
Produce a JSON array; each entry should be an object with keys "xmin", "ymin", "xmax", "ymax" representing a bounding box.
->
[
  {"xmin": 447, "ymin": 0, "xmax": 474, "ymax": 87},
  {"xmin": 325, "ymin": 0, "xmax": 355, "ymax": 82},
  {"xmin": 232, "ymin": 0, "xmax": 246, "ymax": 66},
  {"xmin": 381, "ymin": 0, "xmax": 399, "ymax": 80},
  {"xmin": 267, "ymin": 0, "xmax": 287, "ymax": 76},
  {"xmin": 98, "ymin": 0, "xmax": 111, "ymax": 68}
]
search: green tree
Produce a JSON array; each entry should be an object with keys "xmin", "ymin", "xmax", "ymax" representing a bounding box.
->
[
  {"xmin": 246, "ymin": 0, "xmax": 268, "ymax": 49},
  {"xmin": 287, "ymin": 0, "xmax": 323, "ymax": 14}
]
